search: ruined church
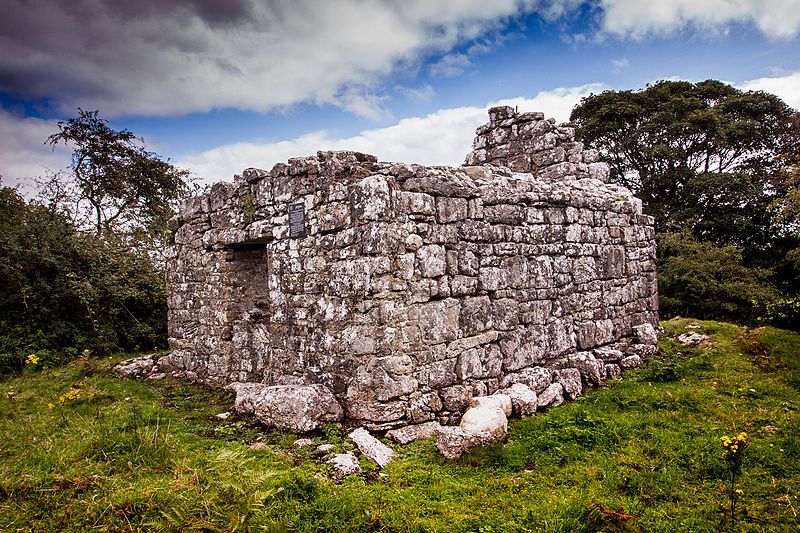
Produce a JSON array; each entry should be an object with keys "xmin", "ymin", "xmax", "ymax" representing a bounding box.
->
[{"xmin": 158, "ymin": 106, "xmax": 660, "ymax": 432}]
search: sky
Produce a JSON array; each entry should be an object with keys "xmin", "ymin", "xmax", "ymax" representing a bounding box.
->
[{"xmin": 2, "ymin": 0, "xmax": 800, "ymax": 194}]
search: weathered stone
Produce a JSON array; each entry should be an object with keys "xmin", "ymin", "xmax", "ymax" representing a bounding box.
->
[
  {"xmin": 620, "ymin": 355, "xmax": 643, "ymax": 369},
  {"xmin": 677, "ymin": 333, "xmax": 709, "ymax": 346},
  {"xmin": 554, "ymin": 368, "xmax": 583, "ymax": 400},
  {"xmin": 161, "ymin": 108, "xmax": 660, "ymax": 435},
  {"xmin": 633, "ymin": 323, "xmax": 659, "ymax": 346},
  {"xmin": 386, "ymin": 421, "xmax": 443, "ymax": 444},
  {"xmin": 460, "ymin": 404, "xmax": 508, "ymax": 440},
  {"xmin": 229, "ymin": 383, "xmax": 344, "ymax": 433},
  {"xmin": 435, "ymin": 426, "xmax": 496, "ymax": 460},
  {"xmin": 501, "ymin": 366, "xmax": 552, "ymax": 394},
  {"xmin": 538, "ymin": 382, "xmax": 564, "ymax": 409},
  {"xmin": 469, "ymin": 394, "xmax": 513, "ymax": 417},
  {"xmin": 499, "ymin": 383, "xmax": 538, "ymax": 416},
  {"xmin": 327, "ymin": 453, "xmax": 361, "ymax": 475},
  {"xmin": 567, "ymin": 352, "xmax": 605, "ymax": 386},
  {"xmin": 348, "ymin": 427, "xmax": 395, "ymax": 467}
]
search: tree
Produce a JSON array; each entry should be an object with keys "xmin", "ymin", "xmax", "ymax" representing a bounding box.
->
[
  {"xmin": 569, "ymin": 80, "xmax": 799, "ymax": 249},
  {"xmin": 46, "ymin": 109, "xmax": 191, "ymax": 239},
  {"xmin": 0, "ymin": 183, "xmax": 167, "ymax": 372},
  {"xmin": 570, "ymin": 80, "xmax": 800, "ymax": 326}
]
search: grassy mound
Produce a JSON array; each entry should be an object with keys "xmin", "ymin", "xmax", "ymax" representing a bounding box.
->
[{"xmin": 1, "ymin": 319, "xmax": 799, "ymax": 531}]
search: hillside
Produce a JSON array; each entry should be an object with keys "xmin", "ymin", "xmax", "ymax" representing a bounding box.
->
[{"xmin": 1, "ymin": 318, "xmax": 799, "ymax": 532}]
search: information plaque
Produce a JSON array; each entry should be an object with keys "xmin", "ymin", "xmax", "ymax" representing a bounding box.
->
[{"xmin": 288, "ymin": 203, "xmax": 306, "ymax": 238}]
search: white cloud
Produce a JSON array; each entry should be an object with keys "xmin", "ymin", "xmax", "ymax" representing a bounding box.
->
[
  {"xmin": 611, "ymin": 57, "xmax": 630, "ymax": 73},
  {"xmin": 395, "ymin": 85, "xmax": 436, "ymax": 102},
  {"xmin": 0, "ymin": 0, "xmax": 541, "ymax": 118},
  {"xmin": 0, "ymin": 109, "xmax": 69, "ymax": 195},
  {"xmin": 740, "ymin": 71, "xmax": 800, "ymax": 109},
  {"xmin": 429, "ymin": 53, "xmax": 473, "ymax": 78},
  {"xmin": 178, "ymin": 83, "xmax": 604, "ymax": 183},
  {"xmin": 598, "ymin": 0, "xmax": 800, "ymax": 39}
]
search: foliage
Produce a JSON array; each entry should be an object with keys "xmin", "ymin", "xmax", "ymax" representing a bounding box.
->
[
  {"xmin": 2, "ymin": 319, "xmax": 799, "ymax": 531},
  {"xmin": 571, "ymin": 80, "xmax": 800, "ymax": 328},
  {"xmin": 0, "ymin": 185, "xmax": 167, "ymax": 369},
  {"xmin": 570, "ymin": 80, "xmax": 798, "ymax": 244},
  {"xmin": 656, "ymin": 231, "xmax": 778, "ymax": 324},
  {"xmin": 45, "ymin": 109, "xmax": 191, "ymax": 240}
]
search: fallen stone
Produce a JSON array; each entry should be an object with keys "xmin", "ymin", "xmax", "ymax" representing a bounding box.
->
[
  {"xmin": 604, "ymin": 363, "xmax": 622, "ymax": 379},
  {"xmin": 538, "ymin": 382, "xmax": 564, "ymax": 409},
  {"xmin": 248, "ymin": 442, "xmax": 269, "ymax": 452},
  {"xmin": 293, "ymin": 438, "xmax": 314, "ymax": 448},
  {"xmin": 229, "ymin": 382, "xmax": 344, "ymax": 433},
  {"xmin": 470, "ymin": 394, "xmax": 512, "ymax": 416},
  {"xmin": 434, "ymin": 426, "xmax": 496, "ymax": 460},
  {"xmin": 619, "ymin": 355, "xmax": 643, "ymax": 369},
  {"xmin": 316, "ymin": 444, "xmax": 335, "ymax": 453},
  {"xmin": 112, "ymin": 353, "xmax": 161, "ymax": 379},
  {"xmin": 567, "ymin": 352, "xmax": 604, "ymax": 386},
  {"xmin": 554, "ymin": 368, "xmax": 582, "ymax": 400},
  {"xmin": 386, "ymin": 421, "xmax": 442, "ymax": 444},
  {"xmin": 459, "ymin": 405, "xmax": 508, "ymax": 440},
  {"xmin": 677, "ymin": 333, "xmax": 709, "ymax": 347},
  {"xmin": 348, "ymin": 427, "xmax": 395, "ymax": 467},
  {"xmin": 327, "ymin": 452, "xmax": 361, "ymax": 475},
  {"xmin": 215, "ymin": 411, "xmax": 232, "ymax": 420},
  {"xmin": 633, "ymin": 323, "xmax": 659, "ymax": 345},
  {"xmin": 498, "ymin": 383, "xmax": 538, "ymax": 416}
]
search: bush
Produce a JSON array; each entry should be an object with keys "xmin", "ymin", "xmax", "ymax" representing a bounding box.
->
[
  {"xmin": 0, "ymin": 186, "xmax": 167, "ymax": 370},
  {"xmin": 657, "ymin": 231, "xmax": 779, "ymax": 324}
]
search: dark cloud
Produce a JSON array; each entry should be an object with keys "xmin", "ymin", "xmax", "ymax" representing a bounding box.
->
[{"xmin": 0, "ymin": 0, "xmax": 543, "ymax": 117}]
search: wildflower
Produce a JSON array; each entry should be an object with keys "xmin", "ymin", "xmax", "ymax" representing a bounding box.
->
[
  {"xmin": 47, "ymin": 403, "xmax": 54, "ymax": 409},
  {"xmin": 25, "ymin": 353, "xmax": 39, "ymax": 366},
  {"xmin": 59, "ymin": 389, "xmax": 82, "ymax": 405},
  {"xmin": 735, "ymin": 489, "xmax": 743, "ymax": 495}
]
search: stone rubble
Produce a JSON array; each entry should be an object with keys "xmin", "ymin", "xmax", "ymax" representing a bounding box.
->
[
  {"xmin": 112, "ymin": 106, "xmax": 661, "ymax": 456},
  {"xmin": 228, "ymin": 382, "xmax": 344, "ymax": 433},
  {"xmin": 386, "ymin": 421, "xmax": 443, "ymax": 444},
  {"xmin": 327, "ymin": 452, "xmax": 361, "ymax": 476},
  {"xmin": 677, "ymin": 333, "xmax": 710, "ymax": 346},
  {"xmin": 348, "ymin": 427, "xmax": 396, "ymax": 467}
]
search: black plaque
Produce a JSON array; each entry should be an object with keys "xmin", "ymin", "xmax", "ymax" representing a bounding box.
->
[{"xmin": 288, "ymin": 203, "xmax": 306, "ymax": 238}]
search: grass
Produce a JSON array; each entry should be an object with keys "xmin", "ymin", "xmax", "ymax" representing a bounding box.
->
[{"xmin": 1, "ymin": 318, "xmax": 799, "ymax": 532}]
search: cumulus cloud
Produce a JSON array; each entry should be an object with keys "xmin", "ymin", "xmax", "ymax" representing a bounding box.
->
[
  {"xmin": 597, "ymin": 0, "xmax": 800, "ymax": 39},
  {"xmin": 178, "ymin": 83, "xmax": 604, "ymax": 183},
  {"xmin": 0, "ymin": 109, "xmax": 69, "ymax": 194},
  {"xmin": 0, "ymin": 0, "xmax": 541, "ymax": 118},
  {"xmin": 740, "ymin": 70, "xmax": 800, "ymax": 110}
]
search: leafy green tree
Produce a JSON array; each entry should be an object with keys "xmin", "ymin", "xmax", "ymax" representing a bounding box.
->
[
  {"xmin": 46, "ymin": 109, "xmax": 191, "ymax": 239},
  {"xmin": 0, "ymin": 184, "xmax": 167, "ymax": 371},
  {"xmin": 570, "ymin": 80, "xmax": 800, "ymax": 326},
  {"xmin": 570, "ymin": 80, "xmax": 798, "ymax": 249}
]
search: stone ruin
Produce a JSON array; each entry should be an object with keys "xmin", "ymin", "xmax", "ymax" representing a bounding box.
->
[{"xmin": 125, "ymin": 106, "xmax": 659, "ymax": 451}]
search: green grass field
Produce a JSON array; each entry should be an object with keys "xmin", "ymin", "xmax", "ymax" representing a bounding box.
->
[{"xmin": 1, "ymin": 318, "xmax": 799, "ymax": 532}]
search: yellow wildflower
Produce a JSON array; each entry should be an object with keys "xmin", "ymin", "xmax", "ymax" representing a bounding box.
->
[{"xmin": 25, "ymin": 353, "xmax": 40, "ymax": 365}]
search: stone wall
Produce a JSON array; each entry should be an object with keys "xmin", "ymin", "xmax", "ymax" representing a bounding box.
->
[{"xmin": 162, "ymin": 107, "xmax": 659, "ymax": 430}]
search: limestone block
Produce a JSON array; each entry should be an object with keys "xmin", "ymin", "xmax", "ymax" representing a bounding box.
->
[
  {"xmin": 436, "ymin": 197, "xmax": 468, "ymax": 223},
  {"xmin": 554, "ymin": 368, "xmax": 583, "ymax": 400},
  {"xmin": 349, "ymin": 427, "xmax": 395, "ymax": 468},
  {"xmin": 469, "ymin": 394, "xmax": 513, "ymax": 417},
  {"xmin": 538, "ymin": 382, "xmax": 565, "ymax": 409},
  {"xmin": 501, "ymin": 366, "xmax": 552, "ymax": 394},
  {"xmin": 459, "ymin": 405, "xmax": 508, "ymax": 440},
  {"xmin": 229, "ymin": 383, "xmax": 344, "ymax": 433},
  {"xmin": 386, "ymin": 421, "xmax": 443, "ymax": 444},
  {"xmin": 327, "ymin": 453, "xmax": 361, "ymax": 475},
  {"xmin": 499, "ymin": 383, "xmax": 539, "ymax": 416},
  {"xmin": 417, "ymin": 244, "xmax": 447, "ymax": 278}
]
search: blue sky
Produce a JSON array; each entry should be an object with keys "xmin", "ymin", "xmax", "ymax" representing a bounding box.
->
[{"xmin": 2, "ymin": 0, "xmax": 799, "ymax": 192}]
